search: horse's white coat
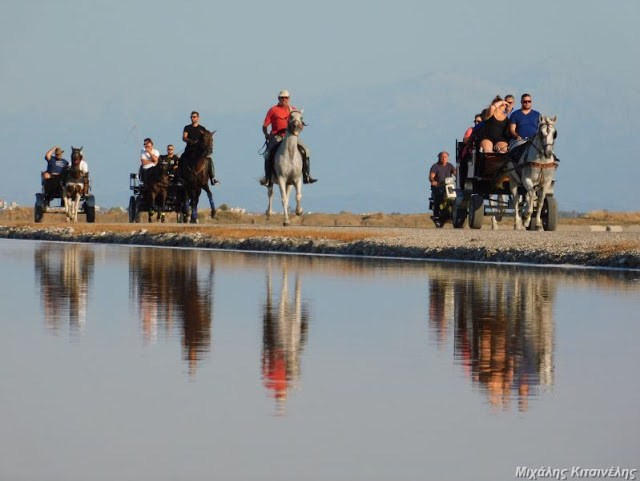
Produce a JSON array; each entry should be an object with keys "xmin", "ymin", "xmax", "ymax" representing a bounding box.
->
[
  {"xmin": 266, "ymin": 110, "xmax": 305, "ymax": 226},
  {"xmin": 506, "ymin": 116, "xmax": 558, "ymax": 230}
]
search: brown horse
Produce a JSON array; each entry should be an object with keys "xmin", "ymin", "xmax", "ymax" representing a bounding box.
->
[
  {"xmin": 179, "ymin": 129, "xmax": 216, "ymax": 223},
  {"xmin": 144, "ymin": 159, "xmax": 170, "ymax": 222},
  {"xmin": 61, "ymin": 147, "xmax": 87, "ymax": 222}
]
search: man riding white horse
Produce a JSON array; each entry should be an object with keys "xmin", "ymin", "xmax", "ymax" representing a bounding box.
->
[{"xmin": 260, "ymin": 90, "xmax": 317, "ymax": 187}]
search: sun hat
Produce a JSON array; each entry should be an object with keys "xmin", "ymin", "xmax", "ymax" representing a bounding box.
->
[
  {"xmin": 54, "ymin": 147, "xmax": 63, "ymax": 155},
  {"xmin": 278, "ymin": 90, "xmax": 290, "ymax": 98}
]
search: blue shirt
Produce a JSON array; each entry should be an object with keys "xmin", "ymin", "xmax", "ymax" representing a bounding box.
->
[
  {"xmin": 510, "ymin": 109, "xmax": 540, "ymax": 139},
  {"xmin": 45, "ymin": 156, "xmax": 69, "ymax": 175}
]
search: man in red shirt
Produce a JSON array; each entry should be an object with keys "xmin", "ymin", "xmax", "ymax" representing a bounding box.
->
[{"xmin": 260, "ymin": 90, "xmax": 317, "ymax": 186}]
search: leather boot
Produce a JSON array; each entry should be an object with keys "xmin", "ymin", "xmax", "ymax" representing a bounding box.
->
[
  {"xmin": 208, "ymin": 157, "xmax": 219, "ymax": 185},
  {"xmin": 302, "ymin": 157, "xmax": 317, "ymax": 184}
]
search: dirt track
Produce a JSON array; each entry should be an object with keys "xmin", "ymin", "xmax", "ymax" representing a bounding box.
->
[{"xmin": 1, "ymin": 215, "xmax": 639, "ymax": 269}]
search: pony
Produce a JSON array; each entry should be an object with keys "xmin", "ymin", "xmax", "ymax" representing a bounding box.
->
[
  {"xmin": 266, "ymin": 109, "xmax": 305, "ymax": 226},
  {"xmin": 61, "ymin": 147, "xmax": 87, "ymax": 222},
  {"xmin": 179, "ymin": 129, "xmax": 216, "ymax": 223},
  {"xmin": 505, "ymin": 116, "xmax": 558, "ymax": 230},
  {"xmin": 144, "ymin": 159, "xmax": 170, "ymax": 223}
]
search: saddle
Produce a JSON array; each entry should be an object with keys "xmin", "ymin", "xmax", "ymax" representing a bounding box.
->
[{"xmin": 267, "ymin": 140, "xmax": 307, "ymax": 171}]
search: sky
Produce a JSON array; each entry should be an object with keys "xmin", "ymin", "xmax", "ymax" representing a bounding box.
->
[{"xmin": 1, "ymin": 0, "xmax": 638, "ymax": 213}]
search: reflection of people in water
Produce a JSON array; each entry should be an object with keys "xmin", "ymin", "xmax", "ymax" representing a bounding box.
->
[
  {"xmin": 261, "ymin": 261, "xmax": 310, "ymax": 415},
  {"xmin": 129, "ymin": 248, "xmax": 214, "ymax": 377},
  {"xmin": 428, "ymin": 265, "xmax": 555, "ymax": 411},
  {"xmin": 35, "ymin": 244, "xmax": 95, "ymax": 334}
]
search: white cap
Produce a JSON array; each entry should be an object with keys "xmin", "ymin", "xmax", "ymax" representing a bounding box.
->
[{"xmin": 278, "ymin": 90, "xmax": 290, "ymax": 98}]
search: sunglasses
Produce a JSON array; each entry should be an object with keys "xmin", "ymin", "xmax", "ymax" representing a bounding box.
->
[
  {"xmin": 278, "ymin": 97, "xmax": 289, "ymax": 100},
  {"xmin": 522, "ymin": 100, "xmax": 532, "ymax": 104},
  {"xmin": 474, "ymin": 120, "xmax": 481, "ymax": 123},
  {"xmin": 191, "ymin": 116, "xmax": 198, "ymax": 118}
]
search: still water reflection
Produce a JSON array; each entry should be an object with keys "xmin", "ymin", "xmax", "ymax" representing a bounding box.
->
[
  {"xmin": 128, "ymin": 248, "xmax": 214, "ymax": 376},
  {"xmin": 2, "ymin": 240, "xmax": 638, "ymax": 481},
  {"xmin": 35, "ymin": 243, "xmax": 95, "ymax": 334},
  {"xmin": 428, "ymin": 265, "xmax": 555, "ymax": 411}
]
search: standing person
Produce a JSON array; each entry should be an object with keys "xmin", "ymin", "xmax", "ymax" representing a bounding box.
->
[
  {"xmin": 139, "ymin": 138, "xmax": 160, "ymax": 184},
  {"xmin": 43, "ymin": 146, "xmax": 69, "ymax": 180},
  {"xmin": 159, "ymin": 144, "xmax": 180, "ymax": 181},
  {"xmin": 182, "ymin": 111, "xmax": 218, "ymax": 185},
  {"xmin": 260, "ymin": 90, "xmax": 317, "ymax": 186},
  {"xmin": 509, "ymin": 93, "xmax": 541, "ymax": 140},
  {"xmin": 429, "ymin": 151, "xmax": 457, "ymax": 219}
]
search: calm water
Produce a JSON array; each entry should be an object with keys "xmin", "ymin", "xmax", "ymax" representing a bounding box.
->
[{"xmin": 1, "ymin": 239, "xmax": 639, "ymax": 481}]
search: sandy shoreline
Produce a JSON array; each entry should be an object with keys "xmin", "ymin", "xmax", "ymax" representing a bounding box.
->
[{"xmin": 1, "ymin": 221, "xmax": 639, "ymax": 269}]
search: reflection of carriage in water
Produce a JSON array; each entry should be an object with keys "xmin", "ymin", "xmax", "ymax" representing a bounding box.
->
[
  {"xmin": 35, "ymin": 147, "xmax": 96, "ymax": 223},
  {"xmin": 435, "ymin": 116, "xmax": 559, "ymax": 230}
]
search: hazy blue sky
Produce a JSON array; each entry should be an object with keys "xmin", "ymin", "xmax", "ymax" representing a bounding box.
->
[{"xmin": 1, "ymin": 0, "xmax": 638, "ymax": 213}]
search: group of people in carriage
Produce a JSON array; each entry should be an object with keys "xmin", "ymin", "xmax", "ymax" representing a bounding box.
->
[
  {"xmin": 41, "ymin": 145, "xmax": 90, "ymax": 202},
  {"xmin": 429, "ymin": 93, "xmax": 543, "ymax": 220}
]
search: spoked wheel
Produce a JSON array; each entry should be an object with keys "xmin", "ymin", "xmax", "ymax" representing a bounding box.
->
[
  {"xmin": 128, "ymin": 196, "xmax": 136, "ymax": 223},
  {"xmin": 468, "ymin": 194, "xmax": 484, "ymax": 229},
  {"xmin": 541, "ymin": 196, "xmax": 558, "ymax": 231},
  {"xmin": 452, "ymin": 208, "xmax": 466, "ymax": 229}
]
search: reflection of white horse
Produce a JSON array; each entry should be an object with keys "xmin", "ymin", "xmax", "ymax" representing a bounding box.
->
[
  {"xmin": 266, "ymin": 110, "xmax": 305, "ymax": 226},
  {"xmin": 506, "ymin": 116, "xmax": 558, "ymax": 230}
]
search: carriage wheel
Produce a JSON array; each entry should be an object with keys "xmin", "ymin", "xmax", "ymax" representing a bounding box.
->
[
  {"xmin": 34, "ymin": 204, "xmax": 44, "ymax": 223},
  {"xmin": 542, "ymin": 196, "xmax": 558, "ymax": 231},
  {"xmin": 128, "ymin": 196, "xmax": 136, "ymax": 223},
  {"xmin": 468, "ymin": 194, "xmax": 484, "ymax": 229},
  {"xmin": 85, "ymin": 205, "xmax": 96, "ymax": 223},
  {"xmin": 452, "ymin": 208, "xmax": 466, "ymax": 229}
]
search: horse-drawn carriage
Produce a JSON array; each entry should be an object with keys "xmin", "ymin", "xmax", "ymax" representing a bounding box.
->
[
  {"xmin": 128, "ymin": 129, "xmax": 217, "ymax": 224},
  {"xmin": 128, "ymin": 171, "xmax": 184, "ymax": 223},
  {"xmin": 35, "ymin": 147, "xmax": 95, "ymax": 223},
  {"xmin": 442, "ymin": 116, "xmax": 559, "ymax": 231}
]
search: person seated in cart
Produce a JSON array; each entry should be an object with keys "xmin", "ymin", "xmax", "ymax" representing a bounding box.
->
[
  {"xmin": 139, "ymin": 138, "xmax": 160, "ymax": 185},
  {"xmin": 429, "ymin": 151, "xmax": 457, "ymax": 219},
  {"xmin": 43, "ymin": 146, "xmax": 69, "ymax": 181},
  {"xmin": 159, "ymin": 144, "xmax": 181, "ymax": 184}
]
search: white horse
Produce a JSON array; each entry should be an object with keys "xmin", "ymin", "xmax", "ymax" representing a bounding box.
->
[
  {"xmin": 266, "ymin": 109, "xmax": 305, "ymax": 226},
  {"xmin": 506, "ymin": 116, "xmax": 558, "ymax": 230}
]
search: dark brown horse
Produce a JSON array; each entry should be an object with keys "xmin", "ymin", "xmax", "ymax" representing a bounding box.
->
[
  {"xmin": 179, "ymin": 129, "xmax": 216, "ymax": 223},
  {"xmin": 144, "ymin": 159, "xmax": 170, "ymax": 222}
]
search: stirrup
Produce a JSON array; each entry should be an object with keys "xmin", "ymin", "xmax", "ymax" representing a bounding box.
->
[
  {"xmin": 259, "ymin": 177, "xmax": 271, "ymax": 187},
  {"xmin": 304, "ymin": 176, "xmax": 318, "ymax": 184}
]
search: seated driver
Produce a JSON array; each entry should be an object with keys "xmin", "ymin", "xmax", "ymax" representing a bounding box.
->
[
  {"xmin": 43, "ymin": 146, "xmax": 69, "ymax": 181},
  {"xmin": 429, "ymin": 151, "xmax": 456, "ymax": 218}
]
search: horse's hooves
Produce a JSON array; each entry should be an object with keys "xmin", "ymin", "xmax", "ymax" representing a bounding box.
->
[
  {"xmin": 190, "ymin": 219, "xmax": 198, "ymax": 224},
  {"xmin": 210, "ymin": 210, "xmax": 216, "ymax": 219},
  {"xmin": 283, "ymin": 221, "xmax": 290, "ymax": 227},
  {"xmin": 295, "ymin": 210, "xmax": 303, "ymax": 216}
]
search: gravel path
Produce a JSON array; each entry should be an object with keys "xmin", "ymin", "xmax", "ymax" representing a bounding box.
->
[{"xmin": 1, "ymin": 223, "xmax": 639, "ymax": 269}]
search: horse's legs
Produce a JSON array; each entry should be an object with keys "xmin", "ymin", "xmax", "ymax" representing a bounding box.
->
[
  {"xmin": 294, "ymin": 179, "xmax": 303, "ymax": 216},
  {"xmin": 63, "ymin": 193, "xmax": 70, "ymax": 222},
  {"xmin": 533, "ymin": 180, "xmax": 551, "ymax": 231},
  {"xmin": 521, "ymin": 176, "xmax": 536, "ymax": 228},
  {"xmin": 149, "ymin": 192, "xmax": 155, "ymax": 223},
  {"xmin": 278, "ymin": 179, "xmax": 290, "ymax": 226},
  {"xmin": 202, "ymin": 184, "xmax": 216, "ymax": 218},
  {"xmin": 510, "ymin": 183, "xmax": 524, "ymax": 230},
  {"xmin": 266, "ymin": 185, "xmax": 274, "ymax": 219},
  {"xmin": 190, "ymin": 190, "xmax": 200, "ymax": 224},
  {"xmin": 73, "ymin": 191, "xmax": 81, "ymax": 222}
]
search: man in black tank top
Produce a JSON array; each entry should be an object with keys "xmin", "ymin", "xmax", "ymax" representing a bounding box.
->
[{"xmin": 182, "ymin": 111, "xmax": 218, "ymax": 185}]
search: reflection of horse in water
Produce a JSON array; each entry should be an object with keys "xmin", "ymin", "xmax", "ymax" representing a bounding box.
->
[
  {"xmin": 34, "ymin": 244, "xmax": 95, "ymax": 334},
  {"xmin": 427, "ymin": 265, "xmax": 555, "ymax": 411},
  {"xmin": 129, "ymin": 248, "xmax": 214, "ymax": 377},
  {"xmin": 261, "ymin": 261, "xmax": 310, "ymax": 414}
]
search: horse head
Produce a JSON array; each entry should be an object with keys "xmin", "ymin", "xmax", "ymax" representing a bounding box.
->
[
  {"xmin": 537, "ymin": 116, "xmax": 557, "ymax": 158},
  {"xmin": 71, "ymin": 146, "xmax": 84, "ymax": 167},
  {"xmin": 287, "ymin": 110, "xmax": 305, "ymax": 136}
]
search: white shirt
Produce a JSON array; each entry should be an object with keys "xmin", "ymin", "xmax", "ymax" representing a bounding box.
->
[
  {"xmin": 141, "ymin": 148, "xmax": 160, "ymax": 169},
  {"xmin": 79, "ymin": 159, "xmax": 89, "ymax": 173}
]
